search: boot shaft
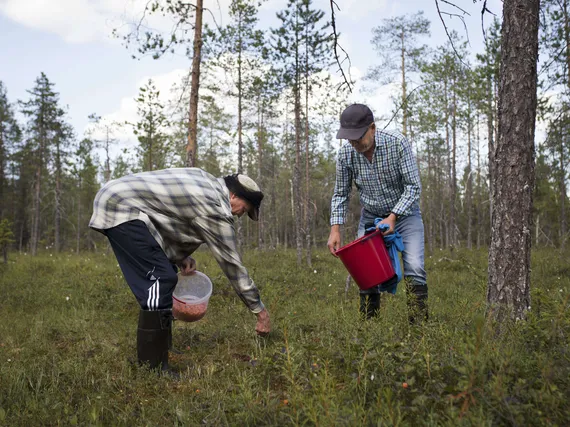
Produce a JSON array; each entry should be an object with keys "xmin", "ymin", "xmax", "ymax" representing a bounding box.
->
[{"xmin": 137, "ymin": 309, "xmax": 171, "ymax": 371}]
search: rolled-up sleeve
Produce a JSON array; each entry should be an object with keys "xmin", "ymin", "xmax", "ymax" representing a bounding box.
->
[
  {"xmin": 330, "ymin": 153, "xmax": 353, "ymax": 226},
  {"xmin": 191, "ymin": 215, "xmax": 265, "ymax": 313}
]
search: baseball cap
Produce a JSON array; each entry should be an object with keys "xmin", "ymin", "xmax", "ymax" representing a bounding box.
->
[
  {"xmin": 336, "ymin": 104, "xmax": 375, "ymax": 140},
  {"xmin": 223, "ymin": 174, "xmax": 264, "ymax": 221}
]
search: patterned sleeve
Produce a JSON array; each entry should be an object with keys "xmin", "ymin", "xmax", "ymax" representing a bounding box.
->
[
  {"xmin": 191, "ymin": 215, "xmax": 265, "ymax": 313},
  {"xmin": 330, "ymin": 148, "xmax": 353, "ymax": 226},
  {"xmin": 391, "ymin": 136, "xmax": 421, "ymax": 216}
]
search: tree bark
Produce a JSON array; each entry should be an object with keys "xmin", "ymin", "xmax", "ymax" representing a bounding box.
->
[
  {"xmin": 185, "ymin": 0, "xmax": 203, "ymax": 168},
  {"xmin": 466, "ymin": 97, "xmax": 473, "ymax": 250},
  {"xmin": 487, "ymin": 0, "xmax": 540, "ymax": 322},
  {"xmin": 401, "ymin": 30, "xmax": 408, "ymax": 137},
  {"xmin": 54, "ymin": 142, "xmax": 62, "ymax": 252},
  {"xmin": 304, "ymin": 48, "xmax": 312, "ymax": 267}
]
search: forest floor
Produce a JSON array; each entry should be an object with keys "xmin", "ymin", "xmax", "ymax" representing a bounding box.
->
[{"xmin": 0, "ymin": 247, "xmax": 569, "ymax": 426}]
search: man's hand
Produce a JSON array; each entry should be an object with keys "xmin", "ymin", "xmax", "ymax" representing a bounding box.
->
[
  {"xmin": 255, "ymin": 308, "xmax": 271, "ymax": 336},
  {"xmin": 378, "ymin": 213, "xmax": 397, "ymax": 235},
  {"xmin": 178, "ymin": 256, "xmax": 197, "ymax": 276},
  {"xmin": 327, "ymin": 225, "xmax": 341, "ymax": 256}
]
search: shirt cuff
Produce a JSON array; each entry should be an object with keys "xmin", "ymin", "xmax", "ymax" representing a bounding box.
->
[{"xmin": 250, "ymin": 301, "xmax": 265, "ymax": 314}]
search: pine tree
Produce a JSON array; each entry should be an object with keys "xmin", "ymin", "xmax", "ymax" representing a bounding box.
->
[
  {"xmin": 271, "ymin": 0, "xmax": 330, "ymax": 265},
  {"xmin": 0, "ymin": 81, "xmax": 21, "ymax": 228},
  {"xmin": 19, "ymin": 73, "xmax": 65, "ymax": 255},
  {"xmin": 487, "ymin": 0, "xmax": 540, "ymax": 322},
  {"xmin": 52, "ymin": 117, "xmax": 73, "ymax": 252},
  {"xmin": 368, "ymin": 12, "xmax": 430, "ymax": 136},
  {"xmin": 133, "ymin": 79, "xmax": 170, "ymax": 171},
  {"xmin": 70, "ymin": 138, "xmax": 99, "ymax": 252}
]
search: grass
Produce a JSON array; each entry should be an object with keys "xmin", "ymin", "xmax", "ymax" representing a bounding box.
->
[{"xmin": 0, "ymin": 247, "xmax": 569, "ymax": 426}]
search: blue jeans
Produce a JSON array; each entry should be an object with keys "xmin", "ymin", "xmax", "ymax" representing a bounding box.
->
[{"xmin": 357, "ymin": 208, "xmax": 427, "ymax": 294}]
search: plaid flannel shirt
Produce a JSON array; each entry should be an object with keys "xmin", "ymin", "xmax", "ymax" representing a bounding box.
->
[
  {"xmin": 89, "ymin": 168, "xmax": 264, "ymax": 313},
  {"xmin": 330, "ymin": 128, "xmax": 421, "ymax": 225}
]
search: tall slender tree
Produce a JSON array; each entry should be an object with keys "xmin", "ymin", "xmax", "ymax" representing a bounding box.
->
[
  {"xmin": 0, "ymin": 82, "xmax": 21, "ymax": 224},
  {"xmin": 19, "ymin": 73, "xmax": 64, "ymax": 255},
  {"xmin": 52, "ymin": 118, "xmax": 73, "ymax": 252},
  {"xmin": 487, "ymin": 0, "xmax": 540, "ymax": 322},
  {"xmin": 115, "ymin": 0, "xmax": 204, "ymax": 167},
  {"xmin": 368, "ymin": 12, "xmax": 430, "ymax": 136},
  {"xmin": 133, "ymin": 79, "xmax": 170, "ymax": 172}
]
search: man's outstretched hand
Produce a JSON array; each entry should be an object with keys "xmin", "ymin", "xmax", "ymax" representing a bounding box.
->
[
  {"xmin": 178, "ymin": 256, "xmax": 197, "ymax": 276},
  {"xmin": 255, "ymin": 308, "xmax": 271, "ymax": 336}
]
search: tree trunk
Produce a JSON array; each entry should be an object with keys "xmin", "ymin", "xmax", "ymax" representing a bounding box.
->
[
  {"xmin": 427, "ymin": 139, "xmax": 434, "ymax": 253},
  {"xmin": 105, "ymin": 126, "xmax": 111, "ymax": 182},
  {"xmin": 55, "ymin": 146, "xmax": 62, "ymax": 252},
  {"xmin": 236, "ymin": 26, "xmax": 244, "ymax": 251},
  {"xmin": 444, "ymin": 80, "xmax": 451, "ymax": 248},
  {"xmin": 560, "ymin": 139, "xmax": 567, "ymax": 249},
  {"xmin": 293, "ymin": 20, "xmax": 303, "ymax": 266},
  {"xmin": 466, "ymin": 98, "xmax": 473, "ymax": 250},
  {"xmin": 76, "ymin": 176, "xmax": 81, "ymax": 254},
  {"xmin": 257, "ymin": 99, "xmax": 264, "ymax": 250},
  {"xmin": 401, "ymin": 30, "xmax": 407, "ymax": 137},
  {"xmin": 304, "ymin": 55, "xmax": 312, "ymax": 267},
  {"xmin": 487, "ymin": 76, "xmax": 495, "ymax": 226},
  {"xmin": 31, "ymin": 119, "xmax": 45, "ymax": 256},
  {"xmin": 451, "ymin": 88, "xmax": 457, "ymax": 247},
  {"xmin": 487, "ymin": 0, "xmax": 540, "ymax": 322},
  {"xmin": 476, "ymin": 116, "xmax": 482, "ymax": 250},
  {"xmin": 185, "ymin": 0, "xmax": 203, "ymax": 168}
]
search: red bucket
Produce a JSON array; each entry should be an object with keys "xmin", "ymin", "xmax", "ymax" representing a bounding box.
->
[{"xmin": 336, "ymin": 230, "xmax": 396, "ymax": 290}]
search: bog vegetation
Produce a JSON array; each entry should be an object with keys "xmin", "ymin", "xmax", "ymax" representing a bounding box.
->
[{"xmin": 1, "ymin": 248, "xmax": 569, "ymax": 425}]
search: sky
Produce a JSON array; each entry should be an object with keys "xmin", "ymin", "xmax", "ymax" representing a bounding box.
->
[{"xmin": 0, "ymin": 0, "xmax": 504, "ymax": 154}]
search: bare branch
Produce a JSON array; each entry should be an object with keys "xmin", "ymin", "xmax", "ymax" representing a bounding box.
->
[
  {"xmin": 440, "ymin": 0, "xmax": 471, "ymax": 16},
  {"xmin": 382, "ymin": 83, "xmax": 429, "ymax": 131},
  {"xmin": 330, "ymin": 0, "xmax": 354, "ymax": 93},
  {"xmin": 434, "ymin": 0, "xmax": 470, "ymax": 68},
  {"xmin": 481, "ymin": 0, "xmax": 497, "ymax": 43}
]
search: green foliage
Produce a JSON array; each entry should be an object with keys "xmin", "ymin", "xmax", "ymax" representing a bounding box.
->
[
  {"xmin": 132, "ymin": 79, "xmax": 171, "ymax": 172},
  {"xmin": 0, "ymin": 248, "xmax": 569, "ymax": 424},
  {"xmin": 0, "ymin": 218, "xmax": 14, "ymax": 245},
  {"xmin": 368, "ymin": 11, "xmax": 431, "ymax": 85}
]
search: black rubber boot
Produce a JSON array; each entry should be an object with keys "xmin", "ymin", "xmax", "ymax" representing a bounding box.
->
[
  {"xmin": 406, "ymin": 282, "xmax": 428, "ymax": 325},
  {"xmin": 359, "ymin": 293, "xmax": 381, "ymax": 320},
  {"xmin": 137, "ymin": 309, "xmax": 171, "ymax": 372}
]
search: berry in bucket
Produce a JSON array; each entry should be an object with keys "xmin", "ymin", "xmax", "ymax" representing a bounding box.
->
[{"xmin": 172, "ymin": 271, "xmax": 213, "ymax": 322}]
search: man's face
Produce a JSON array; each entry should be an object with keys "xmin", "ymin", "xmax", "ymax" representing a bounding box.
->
[
  {"xmin": 229, "ymin": 194, "xmax": 252, "ymax": 218},
  {"xmin": 349, "ymin": 124, "xmax": 375, "ymax": 153}
]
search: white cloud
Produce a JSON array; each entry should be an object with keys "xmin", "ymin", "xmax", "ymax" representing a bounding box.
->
[
  {"xmin": 0, "ymin": 0, "xmax": 229, "ymax": 44},
  {"xmin": 0, "ymin": 0, "xmax": 115, "ymax": 43}
]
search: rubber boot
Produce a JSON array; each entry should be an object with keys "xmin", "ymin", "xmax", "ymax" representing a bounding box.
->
[
  {"xmin": 137, "ymin": 309, "xmax": 171, "ymax": 372},
  {"xmin": 359, "ymin": 293, "xmax": 381, "ymax": 320},
  {"xmin": 406, "ymin": 282, "xmax": 428, "ymax": 325}
]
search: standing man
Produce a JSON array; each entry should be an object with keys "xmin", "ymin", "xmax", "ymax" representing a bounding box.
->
[
  {"xmin": 90, "ymin": 168, "xmax": 271, "ymax": 373},
  {"xmin": 327, "ymin": 104, "xmax": 428, "ymax": 323}
]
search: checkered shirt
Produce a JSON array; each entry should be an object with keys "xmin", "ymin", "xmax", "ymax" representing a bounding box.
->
[
  {"xmin": 330, "ymin": 128, "xmax": 421, "ymax": 225},
  {"xmin": 89, "ymin": 168, "xmax": 264, "ymax": 313}
]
